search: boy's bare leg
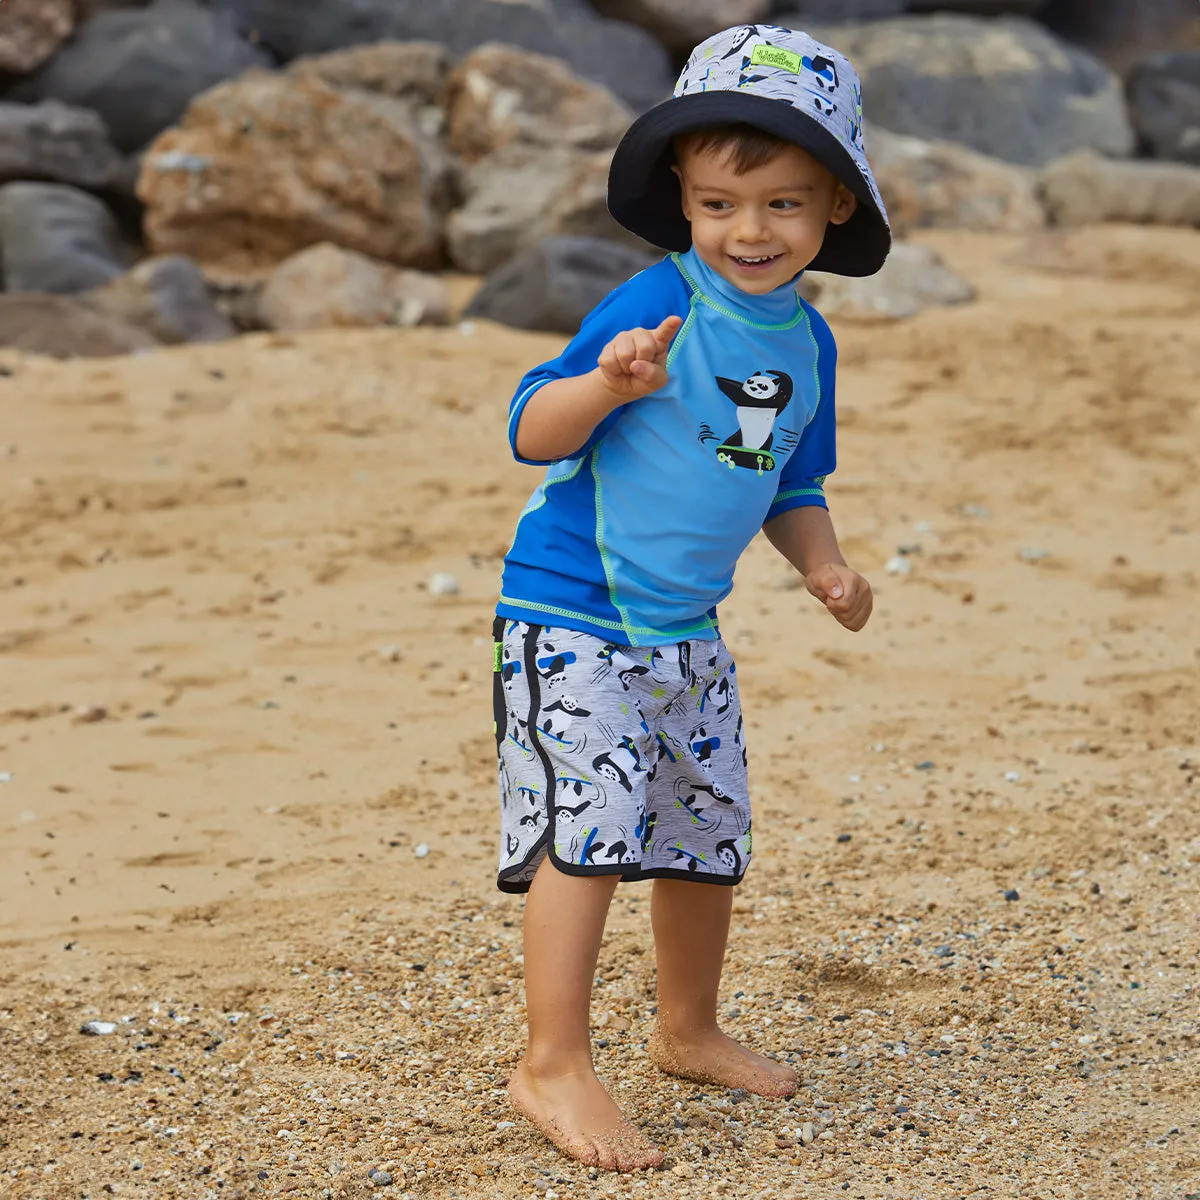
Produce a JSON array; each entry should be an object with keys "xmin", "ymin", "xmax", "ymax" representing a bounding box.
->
[
  {"xmin": 508, "ymin": 857, "xmax": 665, "ymax": 1171},
  {"xmin": 648, "ymin": 878, "xmax": 797, "ymax": 1097}
]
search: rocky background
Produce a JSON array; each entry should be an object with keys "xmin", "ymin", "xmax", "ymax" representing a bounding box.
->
[{"xmin": 1, "ymin": 0, "xmax": 1199, "ymax": 353}]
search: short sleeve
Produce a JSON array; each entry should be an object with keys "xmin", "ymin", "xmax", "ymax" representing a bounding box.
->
[
  {"xmin": 505, "ymin": 258, "xmax": 692, "ymax": 466},
  {"xmin": 765, "ymin": 303, "xmax": 837, "ymax": 522}
]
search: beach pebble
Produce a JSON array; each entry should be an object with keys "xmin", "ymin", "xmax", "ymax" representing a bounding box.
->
[
  {"xmin": 428, "ymin": 572, "xmax": 460, "ymax": 596},
  {"xmin": 1005, "ymin": 770, "xmax": 1021, "ymax": 782},
  {"xmin": 1018, "ymin": 546, "xmax": 1049, "ymax": 562},
  {"xmin": 367, "ymin": 1167, "xmax": 394, "ymax": 1186},
  {"xmin": 377, "ymin": 644, "xmax": 403, "ymax": 663},
  {"xmin": 1004, "ymin": 889, "xmax": 1020, "ymax": 901},
  {"xmin": 0, "ymin": 772, "xmax": 13, "ymax": 783},
  {"xmin": 413, "ymin": 843, "xmax": 430, "ymax": 859},
  {"xmin": 80, "ymin": 1020, "xmax": 118, "ymax": 1036},
  {"xmin": 885, "ymin": 555, "xmax": 912, "ymax": 576},
  {"xmin": 800, "ymin": 1122, "xmax": 816, "ymax": 1144}
]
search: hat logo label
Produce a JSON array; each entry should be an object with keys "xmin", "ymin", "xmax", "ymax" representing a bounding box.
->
[{"xmin": 749, "ymin": 44, "xmax": 802, "ymax": 75}]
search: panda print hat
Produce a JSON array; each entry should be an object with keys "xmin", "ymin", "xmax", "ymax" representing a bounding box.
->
[{"xmin": 607, "ymin": 25, "xmax": 891, "ymax": 278}]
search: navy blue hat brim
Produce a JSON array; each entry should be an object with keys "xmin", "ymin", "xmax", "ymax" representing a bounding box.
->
[{"xmin": 607, "ymin": 91, "xmax": 890, "ymax": 278}]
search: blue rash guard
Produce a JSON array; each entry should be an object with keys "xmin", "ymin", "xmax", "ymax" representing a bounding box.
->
[{"xmin": 497, "ymin": 246, "xmax": 838, "ymax": 648}]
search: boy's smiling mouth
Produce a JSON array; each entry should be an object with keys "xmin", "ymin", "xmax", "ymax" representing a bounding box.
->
[{"xmin": 731, "ymin": 253, "xmax": 784, "ymax": 270}]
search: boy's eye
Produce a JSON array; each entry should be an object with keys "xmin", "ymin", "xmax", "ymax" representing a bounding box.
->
[
  {"xmin": 770, "ymin": 199, "xmax": 803, "ymax": 210},
  {"xmin": 701, "ymin": 200, "xmax": 731, "ymax": 211}
]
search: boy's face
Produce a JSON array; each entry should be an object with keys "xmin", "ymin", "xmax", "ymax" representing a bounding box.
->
[{"xmin": 673, "ymin": 141, "xmax": 857, "ymax": 295}]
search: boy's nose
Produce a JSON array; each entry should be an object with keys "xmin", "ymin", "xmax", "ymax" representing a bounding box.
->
[{"xmin": 732, "ymin": 209, "xmax": 772, "ymax": 243}]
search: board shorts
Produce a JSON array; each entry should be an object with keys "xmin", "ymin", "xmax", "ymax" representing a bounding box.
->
[{"xmin": 493, "ymin": 618, "xmax": 753, "ymax": 893}]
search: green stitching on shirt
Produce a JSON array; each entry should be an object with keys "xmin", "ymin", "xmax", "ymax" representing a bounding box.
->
[
  {"xmin": 773, "ymin": 486, "xmax": 825, "ymax": 502},
  {"xmin": 590, "ymin": 448, "xmax": 639, "ymax": 643},
  {"xmin": 670, "ymin": 253, "xmax": 806, "ymax": 330}
]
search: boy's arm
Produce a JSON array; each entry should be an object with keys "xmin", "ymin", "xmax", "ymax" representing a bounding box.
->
[
  {"xmin": 764, "ymin": 506, "xmax": 873, "ymax": 633},
  {"xmin": 514, "ymin": 316, "xmax": 683, "ymax": 462}
]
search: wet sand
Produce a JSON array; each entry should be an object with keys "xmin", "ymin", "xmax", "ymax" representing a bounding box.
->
[{"xmin": 1, "ymin": 227, "xmax": 1197, "ymax": 1199}]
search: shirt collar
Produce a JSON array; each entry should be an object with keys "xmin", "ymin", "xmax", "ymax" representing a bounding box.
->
[{"xmin": 676, "ymin": 246, "xmax": 803, "ymax": 322}]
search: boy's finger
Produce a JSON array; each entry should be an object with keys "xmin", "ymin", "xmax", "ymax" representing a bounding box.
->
[
  {"xmin": 632, "ymin": 330, "xmax": 659, "ymax": 362},
  {"xmin": 652, "ymin": 315, "xmax": 684, "ymax": 348},
  {"xmin": 614, "ymin": 335, "xmax": 638, "ymax": 373}
]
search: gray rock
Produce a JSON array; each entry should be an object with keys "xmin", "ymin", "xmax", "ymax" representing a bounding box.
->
[
  {"xmin": 0, "ymin": 182, "xmax": 128, "ymax": 293},
  {"xmin": 465, "ymin": 236, "xmax": 658, "ymax": 333},
  {"xmin": 0, "ymin": 292, "xmax": 156, "ymax": 357},
  {"xmin": 817, "ymin": 15, "xmax": 1135, "ymax": 167},
  {"xmin": 867, "ymin": 124, "xmax": 1044, "ymax": 235},
  {"xmin": 80, "ymin": 256, "xmax": 235, "ymax": 344},
  {"xmin": 1041, "ymin": 0, "xmax": 1200, "ymax": 73},
  {"xmin": 10, "ymin": 0, "xmax": 269, "ymax": 153},
  {"xmin": 907, "ymin": 0, "xmax": 1045, "ymax": 14},
  {"xmin": 0, "ymin": 101, "xmax": 125, "ymax": 191},
  {"xmin": 770, "ymin": 1, "xmax": 905, "ymax": 18},
  {"xmin": 1038, "ymin": 151, "xmax": 1200, "ymax": 227},
  {"xmin": 1127, "ymin": 53, "xmax": 1200, "ymax": 166},
  {"xmin": 587, "ymin": 0, "xmax": 770, "ymax": 57},
  {"xmin": 447, "ymin": 145, "xmax": 635, "ymax": 274},
  {"xmin": 798, "ymin": 240, "xmax": 975, "ymax": 319},
  {"xmin": 227, "ymin": 0, "xmax": 673, "ymax": 112}
]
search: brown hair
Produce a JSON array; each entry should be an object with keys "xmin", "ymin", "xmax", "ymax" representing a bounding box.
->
[{"xmin": 673, "ymin": 123, "xmax": 792, "ymax": 175}]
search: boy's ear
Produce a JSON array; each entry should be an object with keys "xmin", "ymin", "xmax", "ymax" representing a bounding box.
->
[
  {"xmin": 829, "ymin": 183, "xmax": 858, "ymax": 227},
  {"xmin": 671, "ymin": 162, "xmax": 693, "ymax": 221}
]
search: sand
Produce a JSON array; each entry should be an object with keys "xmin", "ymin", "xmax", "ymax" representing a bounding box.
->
[{"xmin": 1, "ymin": 226, "xmax": 1197, "ymax": 1200}]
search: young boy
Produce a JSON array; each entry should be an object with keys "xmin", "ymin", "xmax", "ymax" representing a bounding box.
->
[{"xmin": 492, "ymin": 25, "xmax": 891, "ymax": 1172}]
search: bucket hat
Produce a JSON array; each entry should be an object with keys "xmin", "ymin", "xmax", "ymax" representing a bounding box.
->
[{"xmin": 608, "ymin": 25, "xmax": 891, "ymax": 277}]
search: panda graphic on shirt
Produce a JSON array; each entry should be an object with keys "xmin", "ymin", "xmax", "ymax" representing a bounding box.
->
[{"xmin": 698, "ymin": 369, "xmax": 800, "ymax": 475}]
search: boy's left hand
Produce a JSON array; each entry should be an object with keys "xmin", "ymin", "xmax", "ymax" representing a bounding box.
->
[{"xmin": 805, "ymin": 563, "xmax": 873, "ymax": 632}]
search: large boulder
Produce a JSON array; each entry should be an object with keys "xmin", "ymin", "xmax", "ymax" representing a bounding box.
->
[
  {"xmin": 867, "ymin": 124, "xmax": 1044, "ymax": 235},
  {"xmin": 907, "ymin": 0, "xmax": 1045, "ymax": 14},
  {"xmin": 448, "ymin": 145, "xmax": 635, "ymax": 274},
  {"xmin": 465, "ymin": 236, "xmax": 658, "ymax": 334},
  {"xmin": 0, "ymin": 182, "xmax": 128, "ymax": 293},
  {"xmin": 257, "ymin": 242, "xmax": 451, "ymax": 331},
  {"xmin": 586, "ymin": 0, "xmax": 769, "ymax": 57},
  {"xmin": 1038, "ymin": 152, "xmax": 1200, "ymax": 227},
  {"xmin": 225, "ymin": 0, "xmax": 673, "ymax": 112},
  {"xmin": 798, "ymin": 241, "xmax": 975, "ymax": 320},
  {"xmin": 0, "ymin": 101, "xmax": 125, "ymax": 191},
  {"xmin": 1127, "ymin": 53, "xmax": 1200, "ymax": 167},
  {"xmin": 9, "ymin": 0, "xmax": 269, "ymax": 153},
  {"xmin": 0, "ymin": 293, "xmax": 156, "ymax": 357},
  {"xmin": 0, "ymin": 0, "xmax": 74, "ymax": 76},
  {"xmin": 138, "ymin": 72, "xmax": 456, "ymax": 276},
  {"xmin": 79, "ymin": 256, "xmax": 236, "ymax": 344},
  {"xmin": 445, "ymin": 44, "xmax": 633, "ymax": 164},
  {"xmin": 770, "ymin": 1, "xmax": 906, "ymax": 18},
  {"xmin": 817, "ymin": 15, "xmax": 1134, "ymax": 167},
  {"xmin": 1041, "ymin": 0, "xmax": 1200, "ymax": 73}
]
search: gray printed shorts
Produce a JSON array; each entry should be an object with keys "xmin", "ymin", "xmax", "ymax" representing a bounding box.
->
[{"xmin": 493, "ymin": 619, "xmax": 752, "ymax": 893}]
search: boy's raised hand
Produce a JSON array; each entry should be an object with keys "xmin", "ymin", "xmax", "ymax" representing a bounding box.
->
[
  {"xmin": 806, "ymin": 563, "xmax": 873, "ymax": 632},
  {"xmin": 596, "ymin": 316, "xmax": 684, "ymax": 402}
]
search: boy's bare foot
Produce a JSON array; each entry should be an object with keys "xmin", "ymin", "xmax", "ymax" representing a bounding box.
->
[
  {"xmin": 649, "ymin": 1026, "xmax": 798, "ymax": 1097},
  {"xmin": 507, "ymin": 1059, "xmax": 665, "ymax": 1172}
]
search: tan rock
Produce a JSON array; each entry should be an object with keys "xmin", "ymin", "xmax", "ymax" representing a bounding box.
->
[
  {"xmin": 286, "ymin": 41, "xmax": 452, "ymax": 108},
  {"xmin": 258, "ymin": 242, "xmax": 451, "ymax": 332},
  {"xmin": 1038, "ymin": 151, "xmax": 1200, "ymax": 227},
  {"xmin": 138, "ymin": 71, "xmax": 456, "ymax": 277},
  {"xmin": 867, "ymin": 125, "xmax": 1045, "ymax": 236},
  {"xmin": 0, "ymin": 0, "xmax": 74, "ymax": 76},
  {"xmin": 445, "ymin": 43, "xmax": 632, "ymax": 164},
  {"xmin": 0, "ymin": 293, "xmax": 156, "ymax": 358}
]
